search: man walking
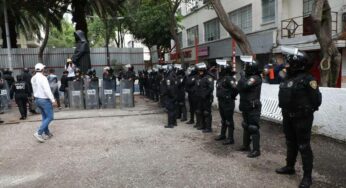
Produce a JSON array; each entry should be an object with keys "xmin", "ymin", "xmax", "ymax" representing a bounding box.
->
[{"xmin": 31, "ymin": 63, "xmax": 56, "ymax": 143}]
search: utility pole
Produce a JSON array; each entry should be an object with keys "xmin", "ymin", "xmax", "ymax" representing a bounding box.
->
[
  {"xmin": 105, "ymin": 19, "xmax": 110, "ymax": 66},
  {"xmin": 3, "ymin": 0, "xmax": 13, "ymax": 70}
]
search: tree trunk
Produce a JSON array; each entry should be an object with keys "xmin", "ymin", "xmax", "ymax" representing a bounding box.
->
[
  {"xmin": 72, "ymin": 0, "xmax": 88, "ymax": 39},
  {"xmin": 169, "ymin": 13, "xmax": 184, "ymax": 65},
  {"xmin": 38, "ymin": 17, "xmax": 50, "ymax": 63},
  {"xmin": 210, "ymin": 0, "xmax": 253, "ymax": 56},
  {"xmin": 1, "ymin": 17, "xmax": 18, "ymax": 48},
  {"xmin": 311, "ymin": 0, "xmax": 341, "ymax": 87}
]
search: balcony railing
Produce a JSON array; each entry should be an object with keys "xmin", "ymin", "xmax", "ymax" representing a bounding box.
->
[{"xmin": 281, "ymin": 12, "xmax": 338, "ymax": 38}]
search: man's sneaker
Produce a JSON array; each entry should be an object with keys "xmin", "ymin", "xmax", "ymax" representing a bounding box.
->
[
  {"xmin": 33, "ymin": 132, "xmax": 45, "ymax": 143},
  {"xmin": 43, "ymin": 133, "xmax": 54, "ymax": 140}
]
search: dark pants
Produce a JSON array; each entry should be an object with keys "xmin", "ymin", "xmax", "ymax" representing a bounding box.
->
[
  {"xmin": 196, "ymin": 97, "xmax": 212, "ymax": 130},
  {"xmin": 241, "ymin": 109, "xmax": 261, "ymax": 151},
  {"xmin": 139, "ymin": 84, "xmax": 144, "ymax": 95},
  {"xmin": 188, "ymin": 93, "xmax": 196, "ymax": 122},
  {"xmin": 16, "ymin": 98, "xmax": 28, "ymax": 118},
  {"xmin": 176, "ymin": 98, "xmax": 187, "ymax": 120},
  {"xmin": 166, "ymin": 98, "xmax": 176, "ymax": 126},
  {"xmin": 218, "ymin": 99, "xmax": 235, "ymax": 139},
  {"xmin": 53, "ymin": 90, "xmax": 60, "ymax": 108},
  {"xmin": 283, "ymin": 112, "xmax": 314, "ymax": 176}
]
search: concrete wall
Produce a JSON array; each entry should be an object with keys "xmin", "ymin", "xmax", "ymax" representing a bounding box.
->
[
  {"xmin": 180, "ymin": 0, "xmax": 276, "ymax": 48},
  {"xmin": 213, "ymin": 83, "xmax": 346, "ymax": 142}
]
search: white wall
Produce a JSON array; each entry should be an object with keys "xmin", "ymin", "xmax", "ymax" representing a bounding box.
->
[{"xmin": 213, "ymin": 83, "xmax": 346, "ymax": 142}]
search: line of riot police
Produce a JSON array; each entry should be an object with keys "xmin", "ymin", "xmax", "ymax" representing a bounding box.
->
[{"xmin": 139, "ymin": 46, "xmax": 321, "ymax": 188}]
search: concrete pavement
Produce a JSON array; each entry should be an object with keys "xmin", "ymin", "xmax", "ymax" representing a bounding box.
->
[{"xmin": 0, "ymin": 96, "xmax": 345, "ymax": 188}]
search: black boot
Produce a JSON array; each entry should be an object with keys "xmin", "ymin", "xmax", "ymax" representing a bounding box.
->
[
  {"xmin": 299, "ymin": 144, "xmax": 313, "ymax": 188},
  {"xmin": 247, "ymin": 150, "xmax": 261, "ymax": 158},
  {"xmin": 275, "ymin": 166, "xmax": 296, "ymax": 175},
  {"xmin": 277, "ymin": 141, "xmax": 298, "ymax": 175},
  {"xmin": 238, "ymin": 129, "xmax": 251, "ymax": 151},
  {"xmin": 215, "ymin": 121, "xmax": 226, "ymax": 141},
  {"xmin": 223, "ymin": 125, "xmax": 234, "ymax": 145},
  {"xmin": 299, "ymin": 175, "xmax": 312, "ymax": 188},
  {"xmin": 202, "ymin": 112, "xmax": 212, "ymax": 132},
  {"xmin": 164, "ymin": 125, "xmax": 174, "ymax": 128},
  {"xmin": 195, "ymin": 111, "xmax": 202, "ymax": 129},
  {"xmin": 247, "ymin": 133, "xmax": 260, "ymax": 158},
  {"xmin": 186, "ymin": 120, "xmax": 194, "ymax": 124},
  {"xmin": 186, "ymin": 112, "xmax": 195, "ymax": 124}
]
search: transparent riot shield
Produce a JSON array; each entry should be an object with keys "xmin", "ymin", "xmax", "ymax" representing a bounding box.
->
[
  {"xmin": 101, "ymin": 79, "xmax": 116, "ymax": 108},
  {"xmin": 84, "ymin": 80, "xmax": 99, "ymax": 109},
  {"xmin": 0, "ymin": 80, "xmax": 10, "ymax": 111},
  {"xmin": 120, "ymin": 80, "xmax": 134, "ymax": 108},
  {"xmin": 68, "ymin": 80, "xmax": 84, "ymax": 109}
]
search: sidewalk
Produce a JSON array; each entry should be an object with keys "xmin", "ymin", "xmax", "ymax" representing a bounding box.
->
[{"xmin": 0, "ymin": 96, "xmax": 345, "ymax": 188}]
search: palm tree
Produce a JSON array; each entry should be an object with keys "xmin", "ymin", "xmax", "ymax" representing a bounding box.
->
[
  {"xmin": 0, "ymin": 0, "xmax": 68, "ymax": 48},
  {"xmin": 71, "ymin": 0, "xmax": 125, "ymax": 39}
]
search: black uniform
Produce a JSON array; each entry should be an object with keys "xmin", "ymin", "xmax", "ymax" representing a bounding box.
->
[
  {"xmin": 163, "ymin": 70, "xmax": 177, "ymax": 128},
  {"xmin": 195, "ymin": 72, "xmax": 214, "ymax": 132},
  {"xmin": 237, "ymin": 72, "xmax": 262, "ymax": 157},
  {"xmin": 175, "ymin": 70, "xmax": 187, "ymax": 121},
  {"xmin": 215, "ymin": 73, "xmax": 238, "ymax": 144},
  {"xmin": 138, "ymin": 72, "xmax": 145, "ymax": 95},
  {"xmin": 10, "ymin": 77, "xmax": 31, "ymax": 119},
  {"xmin": 275, "ymin": 49, "xmax": 322, "ymax": 188},
  {"xmin": 185, "ymin": 71, "xmax": 197, "ymax": 124},
  {"xmin": 3, "ymin": 70, "xmax": 15, "ymax": 89}
]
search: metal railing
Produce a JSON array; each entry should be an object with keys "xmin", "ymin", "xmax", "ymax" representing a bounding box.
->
[{"xmin": 281, "ymin": 12, "xmax": 338, "ymax": 38}]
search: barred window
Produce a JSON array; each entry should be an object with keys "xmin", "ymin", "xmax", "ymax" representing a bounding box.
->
[
  {"xmin": 187, "ymin": 26, "xmax": 199, "ymax": 47},
  {"xmin": 204, "ymin": 19, "xmax": 220, "ymax": 42},
  {"xmin": 262, "ymin": 0, "xmax": 275, "ymax": 23},
  {"xmin": 303, "ymin": 0, "xmax": 315, "ymax": 17},
  {"xmin": 229, "ymin": 5, "xmax": 252, "ymax": 33}
]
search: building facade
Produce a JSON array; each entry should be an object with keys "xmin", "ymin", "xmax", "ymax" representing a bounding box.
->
[{"xmin": 173, "ymin": 0, "xmax": 346, "ymax": 87}]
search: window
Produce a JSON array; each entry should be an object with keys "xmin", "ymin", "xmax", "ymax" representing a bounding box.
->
[
  {"xmin": 303, "ymin": 0, "xmax": 314, "ymax": 17},
  {"xmin": 229, "ymin": 5, "xmax": 252, "ymax": 33},
  {"xmin": 262, "ymin": 0, "xmax": 275, "ymax": 23},
  {"xmin": 187, "ymin": 26, "xmax": 199, "ymax": 47},
  {"xmin": 204, "ymin": 19, "xmax": 220, "ymax": 42},
  {"xmin": 178, "ymin": 32, "xmax": 183, "ymax": 48}
]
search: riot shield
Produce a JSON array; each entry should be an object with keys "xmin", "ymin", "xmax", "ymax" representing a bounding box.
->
[
  {"xmin": 101, "ymin": 79, "xmax": 116, "ymax": 108},
  {"xmin": 84, "ymin": 80, "xmax": 99, "ymax": 109},
  {"xmin": 0, "ymin": 80, "xmax": 10, "ymax": 111},
  {"xmin": 120, "ymin": 80, "xmax": 134, "ymax": 108},
  {"xmin": 68, "ymin": 80, "xmax": 84, "ymax": 109}
]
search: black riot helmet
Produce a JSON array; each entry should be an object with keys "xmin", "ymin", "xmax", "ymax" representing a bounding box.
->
[
  {"xmin": 87, "ymin": 68, "xmax": 96, "ymax": 77},
  {"xmin": 240, "ymin": 56, "xmax": 260, "ymax": 76},
  {"xmin": 16, "ymin": 75, "xmax": 23, "ymax": 82},
  {"xmin": 281, "ymin": 46, "xmax": 309, "ymax": 74},
  {"xmin": 195, "ymin": 62, "xmax": 207, "ymax": 73},
  {"xmin": 216, "ymin": 60, "xmax": 236, "ymax": 77}
]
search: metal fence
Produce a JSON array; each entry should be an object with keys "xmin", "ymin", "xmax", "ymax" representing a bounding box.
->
[{"xmin": 0, "ymin": 47, "xmax": 145, "ymax": 78}]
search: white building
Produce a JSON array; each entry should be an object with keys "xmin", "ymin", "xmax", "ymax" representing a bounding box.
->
[{"xmin": 175, "ymin": 0, "xmax": 346, "ymax": 87}]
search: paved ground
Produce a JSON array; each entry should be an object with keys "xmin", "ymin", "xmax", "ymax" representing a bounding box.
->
[{"xmin": 0, "ymin": 96, "xmax": 345, "ymax": 188}]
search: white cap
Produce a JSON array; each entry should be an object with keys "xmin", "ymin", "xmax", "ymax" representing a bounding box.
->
[
  {"xmin": 35, "ymin": 63, "xmax": 45, "ymax": 71},
  {"xmin": 104, "ymin": 66, "xmax": 110, "ymax": 71}
]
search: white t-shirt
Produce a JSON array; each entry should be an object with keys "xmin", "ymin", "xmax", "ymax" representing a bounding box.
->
[
  {"xmin": 31, "ymin": 72, "xmax": 55, "ymax": 103},
  {"xmin": 65, "ymin": 64, "xmax": 76, "ymax": 78}
]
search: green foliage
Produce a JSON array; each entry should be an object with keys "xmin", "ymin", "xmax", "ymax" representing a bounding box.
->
[
  {"xmin": 124, "ymin": 0, "xmax": 173, "ymax": 49},
  {"xmin": 47, "ymin": 19, "xmax": 75, "ymax": 48},
  {"xmin": 87, "ymin": 17, "xmax": 120, "ymax": 47}
]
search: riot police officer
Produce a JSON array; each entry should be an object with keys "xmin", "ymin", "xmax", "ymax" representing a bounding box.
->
[
  {"xmin": 175, "ymin": 64, "xmax": 187, "ymax": 121},
  {"xmin": 185, "ymin": 66, "xmax": 197, "ymax": 124},
  {"xmin": 163, "ymin": 65, "xmax": 177, "ymax": 128},
  {"xmin": 215, "ymin": 61, "xmax": 238, "ymax": 145},
  {"xmin": 275, "ymin": 47, "xmax": 322, "ymax": 188},
  {"xmin": 10, "ymin": 75, "xmax": 31, "ymax": 120},
  {"xmin": 3, "ymin": 69, "xmax": 15, "ymax": 89},
  {"xmin": 237, "ymin": 56, "xmax": 262, "ymax": 158},
  {"xmin": 195, "ymin": 63, "xmax": 214, "ymax": 133}
]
